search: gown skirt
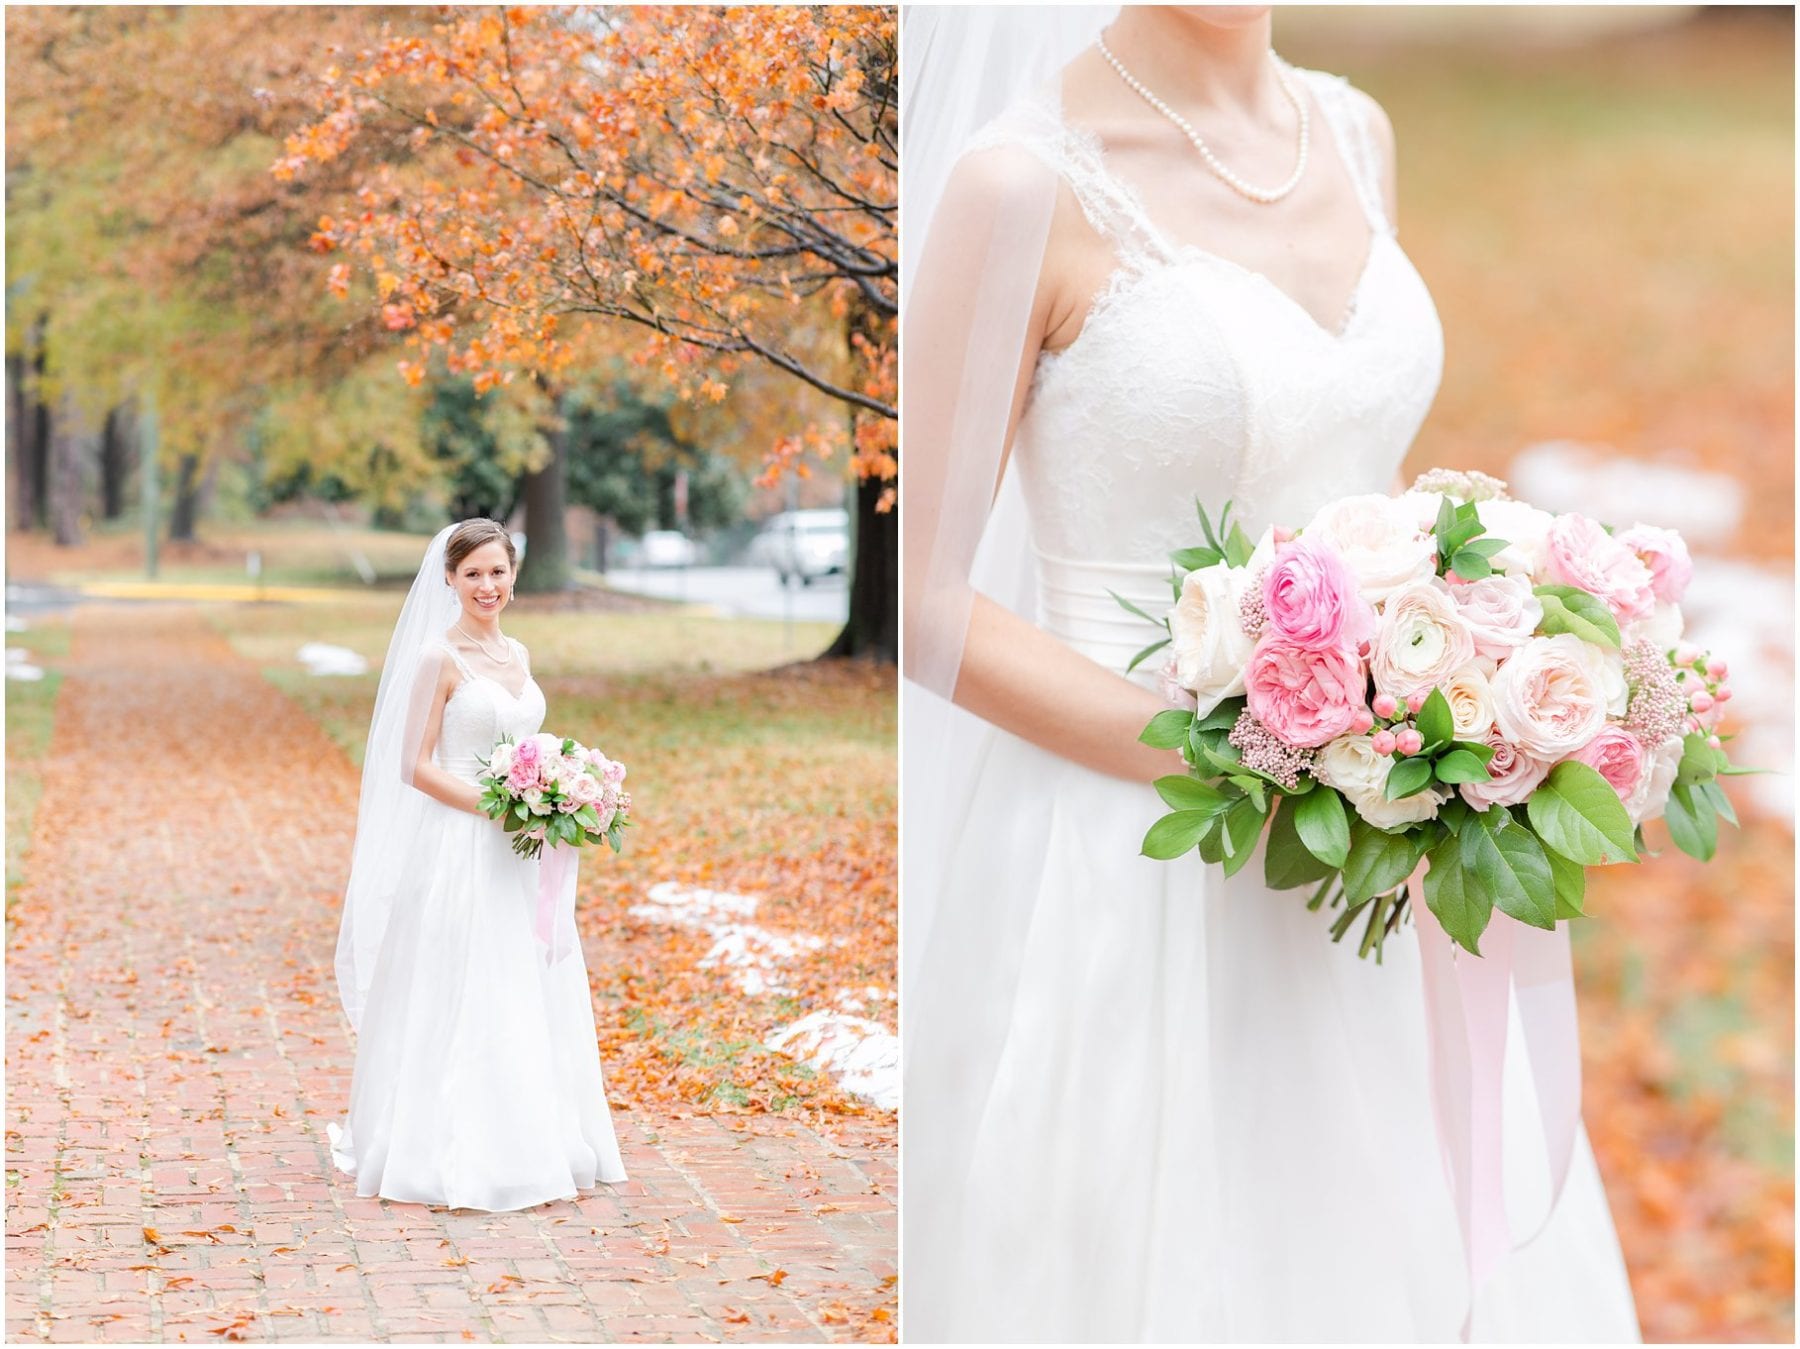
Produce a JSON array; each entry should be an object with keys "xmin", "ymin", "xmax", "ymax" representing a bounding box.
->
[
  {"xmin": 326, "ymin": 798, "xmax": 626, "ymax": 1212},
  {"xmin": 904, "ymin": 720, "xmax": 1641, "ymax": 1342}
]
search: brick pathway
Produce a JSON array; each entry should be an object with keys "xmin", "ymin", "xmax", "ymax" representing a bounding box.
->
[{"xmin": 5, "ymin": 607, "xmax": 896, "ymax": 1343}]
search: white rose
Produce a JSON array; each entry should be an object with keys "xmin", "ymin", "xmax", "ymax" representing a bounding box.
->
[
  {"xmin": 1441, "ymin": 665, "xmax": 1496, "ymax": 741},
  {"xmin": 1622, "ymin": 733, "xmax": 1684, "ymax": 825},
  {"xmin": 520, "ymin": 786, "xmax": 551, "ymax": 816},
  {"xmin": 1316, "ymin": 734, "xmax": 1448, "ymax": 829},
  {"xmin": 1453, "ymin": 573, "xmax": 1543, "ymax": 668},
  {"xmin": 1489, "ymin": 634, "xmax": 1612, "ymax": 759},
  {"xmin": 540, "ymin": 754, "xmax": 567, "ymax": 784},
  {"xmin": 487, "ymin": 742, "xmax": 515, "ymax": 777},
  {"xmin": 1370, "ymin": 578, "xmax": 1478, "ymax": 700},
  {"xmin": 1623, "ymin": 601, "xmax": 1684, "ymax": 653},
  {"xmin": 1168, "ymin": 563, "xmax": 1254, "ymax": 716},
  {"xmin": 1303, "ymin": 494, "xmax": 1437, "ymax": 602},
  {"xmin": 1474, "ymin": 498, "xmax": 1555, "ymax": 580}
]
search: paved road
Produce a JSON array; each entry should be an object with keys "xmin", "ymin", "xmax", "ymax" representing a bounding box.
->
[
  {"xmin": 5, "ymin": 606, "xmax": 895, "ymax": 1343},
  {"xmin": 604, "ymin": 566, "xmax": 848, "ymax": 625}
]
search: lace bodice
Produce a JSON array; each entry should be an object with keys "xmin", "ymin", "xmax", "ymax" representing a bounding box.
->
[
  {"xmin": 435, "ymin": 638, "xmax": 546, "ymax": 782},
  {"xmin": 984, "ymin": 61, "xmax": 1445, "ymax": 675}
]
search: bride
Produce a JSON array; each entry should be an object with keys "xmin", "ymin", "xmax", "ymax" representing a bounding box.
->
[
  {"xmin": 325, "ymin": 518, "xmax": 626, "ymax": 1211},
  {"xmin": 902, "ymin": 7, "xmax": 1640, "ymax": 1341}
]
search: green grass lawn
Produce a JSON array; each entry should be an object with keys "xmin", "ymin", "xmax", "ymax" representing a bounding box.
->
[{"xmin": 5, "ymin": 617, "xmax": 69, "ymax": 934}]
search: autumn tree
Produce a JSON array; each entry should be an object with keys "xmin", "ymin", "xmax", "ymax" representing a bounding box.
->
[{"xmin": 281, "ymin": 5, "xmax": 897, "ymax": 652}]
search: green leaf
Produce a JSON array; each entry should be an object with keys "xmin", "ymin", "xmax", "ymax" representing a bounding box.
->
[
  {"xmin": 1450, "ymin": 549, "xmax": 1493, "ymax": 581},
  {"xmin": 1195, "ymin": 698, "xmax": 1245, "ymax": 733},
  {"xmin": 1525, "ymin": 761, "xmax": 1638, "ymax": 865},
  {"xmin": 1342, "ymin": 821, "xmax": 1420, "ymax": 903},
  {"xmin": 1109, "ymin": 588, "xmax": 1162, "ymax": 626},
  {"xmin": 1546, "ymin": 848, "xmax": 1586, "ymax": 920},
  {"xmin": 1265, "ymin": 797, "xmax": 1335, "ymax": 889},
  {"xmin": 1140, "ymin": 709, "xmax": 1195, "ymax": 750},
  {"xmin": 1675, "ymin": 731, "xmax": 1724, "ymax": 789},
  {"xmin": 1196, "ymin": 499, "xmax": 1223, "ymax": 551},
  {"xmin": 514, "ymin": 801, "xmax": 531, "ymax": 820},
  {"xmin": 1223, "ymin": 522, "xmax": 1255, "ymax": 568},
  {"xmin": 1663, "ymin": 781, "xmax": 1718, "ymax": 861},
  {"xmin": 1464, "ymin": 536, "xmax": 1509, "ymax": 559},
  {"xmin": 1533, "ymin": 585, "xmax": 1622, "ymax": 648},
  {"xmin": 1219, "ymin": 795, "xmax": 1266, "ymax": 877},
  {"xmin": 1423, "ymin": 833, "xmax": 1491, "ymax": 956},
  {"xmin": 1433, "ymin": 749, "xmax": 1492, "ymax": 784},
  {"xmin": 1415, "ymin": 689, "xmax": 1454, "ymax": 750},
  {"xmin": 1461, "ymin": 809, "xmax": 1555, "ymax": 931},
  {"xmin": 1433, "ymin": 494, "xmax": 1456, "ymax": 555},
  {"xmin": 1126, "ymin": 636, "xmax": 1172, "ymax": 674},
  {"xmin": 1154, "ymin": 775, "xmax": 1230, "ymax": 814},
  {"xmin": 1384, "ymin": 756, "xmax": 1437, "ymax": 800},
  {"xmin": 1292, "ymin": 786, "xmax": 1351, "ymax": 868},
  {"xmin": 1170, "ymin": 546, "xmax": 1223, "ymax": 573},
  {"xmin": 1450, "ymin": 739, "xmax": 1496, "ymax": 766},
  {"xmin": 1700, "ymin": 779, "xmax": 1738, "ymax": 828},
  {"xmin": 1142, "ymin": 810, "xmax": 1214, "ymax": 860}
]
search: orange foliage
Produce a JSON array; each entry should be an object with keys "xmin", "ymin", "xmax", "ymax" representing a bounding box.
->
[{"xmin": 279, "ymin": 6, "xmax": 897, "ymax": 493}]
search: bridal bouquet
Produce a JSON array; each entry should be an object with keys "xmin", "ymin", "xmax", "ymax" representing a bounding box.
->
[
  {"xmin": 477, "ymin": 732, "xmax": 632, "ymax": 860},
  {"xmin": 1125, "ymin": 468, "xmax": 1744, "ymax": 959}
]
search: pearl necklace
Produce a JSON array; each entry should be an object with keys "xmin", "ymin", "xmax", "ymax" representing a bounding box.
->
[
  {"xmin": 1096, "ymin": 39, "xmax": 1309, "ymax": 205},
  {"xmin": 455, "ymin": 622, "xmax": 514, "ymax": 666}
]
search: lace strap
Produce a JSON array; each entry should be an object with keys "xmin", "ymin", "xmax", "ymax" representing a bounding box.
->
[
  {"xmin": 967, "ymin": 90, "xmax": 1169, "ymax": 266},
  {"xmin": 438, "ymin": 640, "xmax": 476, "ymax": 680},
  {"xmin": 508, "ymin": 636, "xmax": 529, "ymax": 671},
  {"xmin": 1293, "ymin": 65, "xmax": 1393, "ymax": 237}
]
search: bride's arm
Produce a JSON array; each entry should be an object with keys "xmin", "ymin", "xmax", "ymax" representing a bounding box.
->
[
  {"xmin": 405, "ymin": 659, "xmax": 486, "ymax": 816},
  {"xmin": 905, "ymin": 150, "xmax": 1180, "ymax": 785}
]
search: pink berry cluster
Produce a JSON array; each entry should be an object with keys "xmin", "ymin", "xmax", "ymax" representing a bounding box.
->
[
  {"xmin": 1364, "ymin": 689, "xmax": 1428, "ymax": 758},
  {"xmin": 1671, "ymin": 641, "xmax": 1732, "ymax": 748}
]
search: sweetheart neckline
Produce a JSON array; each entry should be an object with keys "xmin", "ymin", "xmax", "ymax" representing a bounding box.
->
[{"xmin": 448, "ymin": 671, "xmax": 538, "ymax": 706}]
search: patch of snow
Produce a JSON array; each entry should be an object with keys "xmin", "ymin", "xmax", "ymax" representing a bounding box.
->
[
  {"xmin": 1510, "ymin": 442, "xmax": 1745, "ymax": 546},
  {"xmin": 297, "ymin": 642, "xmax": 369, "ymax": 676},
  {"xmin": 767, "ymin": 1012, "xmax": 900, "ymax": 1111}
]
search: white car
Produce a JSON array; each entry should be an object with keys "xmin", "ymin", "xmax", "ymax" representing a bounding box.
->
[
  {"xmin": 759, "ymin": 509, "xmax": 849, "ymax": 586},
  {"xmin": 638, "ymin": 530, "xmax": 698, "ymax": 568}
]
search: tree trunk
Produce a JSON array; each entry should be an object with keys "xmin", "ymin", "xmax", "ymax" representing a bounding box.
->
[
  {"xmin": 99, "ymin": 403, "xmax": 132, "ymax": 520},
  {"xmin": 6, "ymin": 351, "xmax": 36, "ymax": 531},
  {"xmin": 824, "ymin": 469, "xmax": 897, "ymax": 662},
  {"xmin": 167, "ymin": 453, "xmax": 202, "ymax": 542},
  {"xmin": 518, "ymin": 397, "xmax": 571, "ymax": 593},
  {"xmin": 27, "ymin": 331, "xmax": 51, "ymax": 529},
  {"xmin": 48, "ymin": 390, "xmax": 90, "ymax": 547}
]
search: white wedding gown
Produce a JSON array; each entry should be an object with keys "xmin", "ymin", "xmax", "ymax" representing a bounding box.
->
[
  {"xmin": 326, "ymin": 638, "xmax": 626, "ymax": 1211},
  {"xmin": 904, "ymin": 65, "xmax": 1641, "ymax": 1342}
]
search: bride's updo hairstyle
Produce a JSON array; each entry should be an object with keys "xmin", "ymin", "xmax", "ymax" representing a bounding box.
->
[{"xmin": 443, "ymin": 518, "xmax": 516, "ymax": 577}]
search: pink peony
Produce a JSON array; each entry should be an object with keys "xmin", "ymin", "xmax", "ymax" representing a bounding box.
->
[
  {"xmin": 1543, "ymin": 513, "xmax": 1656, "ymax": 624},
  {"xmin": 1565, "ymin": 725, "xmax": 1647, "ymax": 800},
  {"xmin": 512, "ymin": 738, "xmax": 541, "ymax": 768},
  {"xmin": 1616, "ymin": 524, "xmax": 1694, "ymax": 606},
  {"xmin": 1244, "ymin": 636, "xmax": 1365, "ymax": 749},
  {"xmin": 1490, "ymin": 635, "xmax": 1614, "ymax": 759},
  {"xmin": 506, "ymin": 760, "xmax": 539, "ymax": 792},
  {"xmin": 1260, "ymin": 537, "xmax": 1374, "ymax": 652},
  {"xmin": 1459, "ymin": 731, "xmax": 1554, "ymax": 811}
]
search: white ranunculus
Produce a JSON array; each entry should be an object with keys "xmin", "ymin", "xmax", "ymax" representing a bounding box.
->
[
  {"xmin": 1369, "ymin": 578, "xmax": 1478, "ymax": 699},
  {"xmin": 1167, "ymin": 563, "xmax": 1254, "ymax": 716},
  {"xmin": 1441, "ymin": 665, "xmax": 1496, "ymax": 741},
  {"xmin": 1489, "ymin": 634, "xmax": 1612, "ymax": 759},
  {"xmin": 1623, "ymin": 601, "xmax": 1684, "ymax": 652},
  {"xmin": 1622, "ymin": 733, "xmax": 1684, "ymax": 825},
  {"xmin": 1302, "ymin": 494, "xmax": 1437, "ymax": 603},
  {"xmin": 1316, "ymin": 734, "xmax": 1448, "ymax": 829},
  {"xmin": 1474, "ymin": 498, "xmax": 1556, "ymax": 580}
]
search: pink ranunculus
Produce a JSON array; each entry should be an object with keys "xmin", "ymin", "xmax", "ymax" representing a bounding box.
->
[
  {"xmin": 1565, "ymin": 725, "xmax": 1647, "ymax": 800},
  {"xmin": 1543, "ymin": 513, "xmax": 1657, "ymax": 624},
  {"xmin": 1616, "ymin": 523, "xmax": 1694, "ymax": 606},
  {"xmin": 1453, "ymin": 573, "xmax": 1543, "ymax": 667},
  {"xmin": 1244, "ymin": 636, "xmax": 1365, "ymax": 749},
  {"xmin": 1459, "ymin": 730, "xmax": 1554, "ymax": 811},
  {"xmin": 1260, "ymin": 537, "xmax": 1375, "ymax": 652},
  {"xmin": 512, "ymin": 737, "xmax": 541, "ymax": 768}
]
